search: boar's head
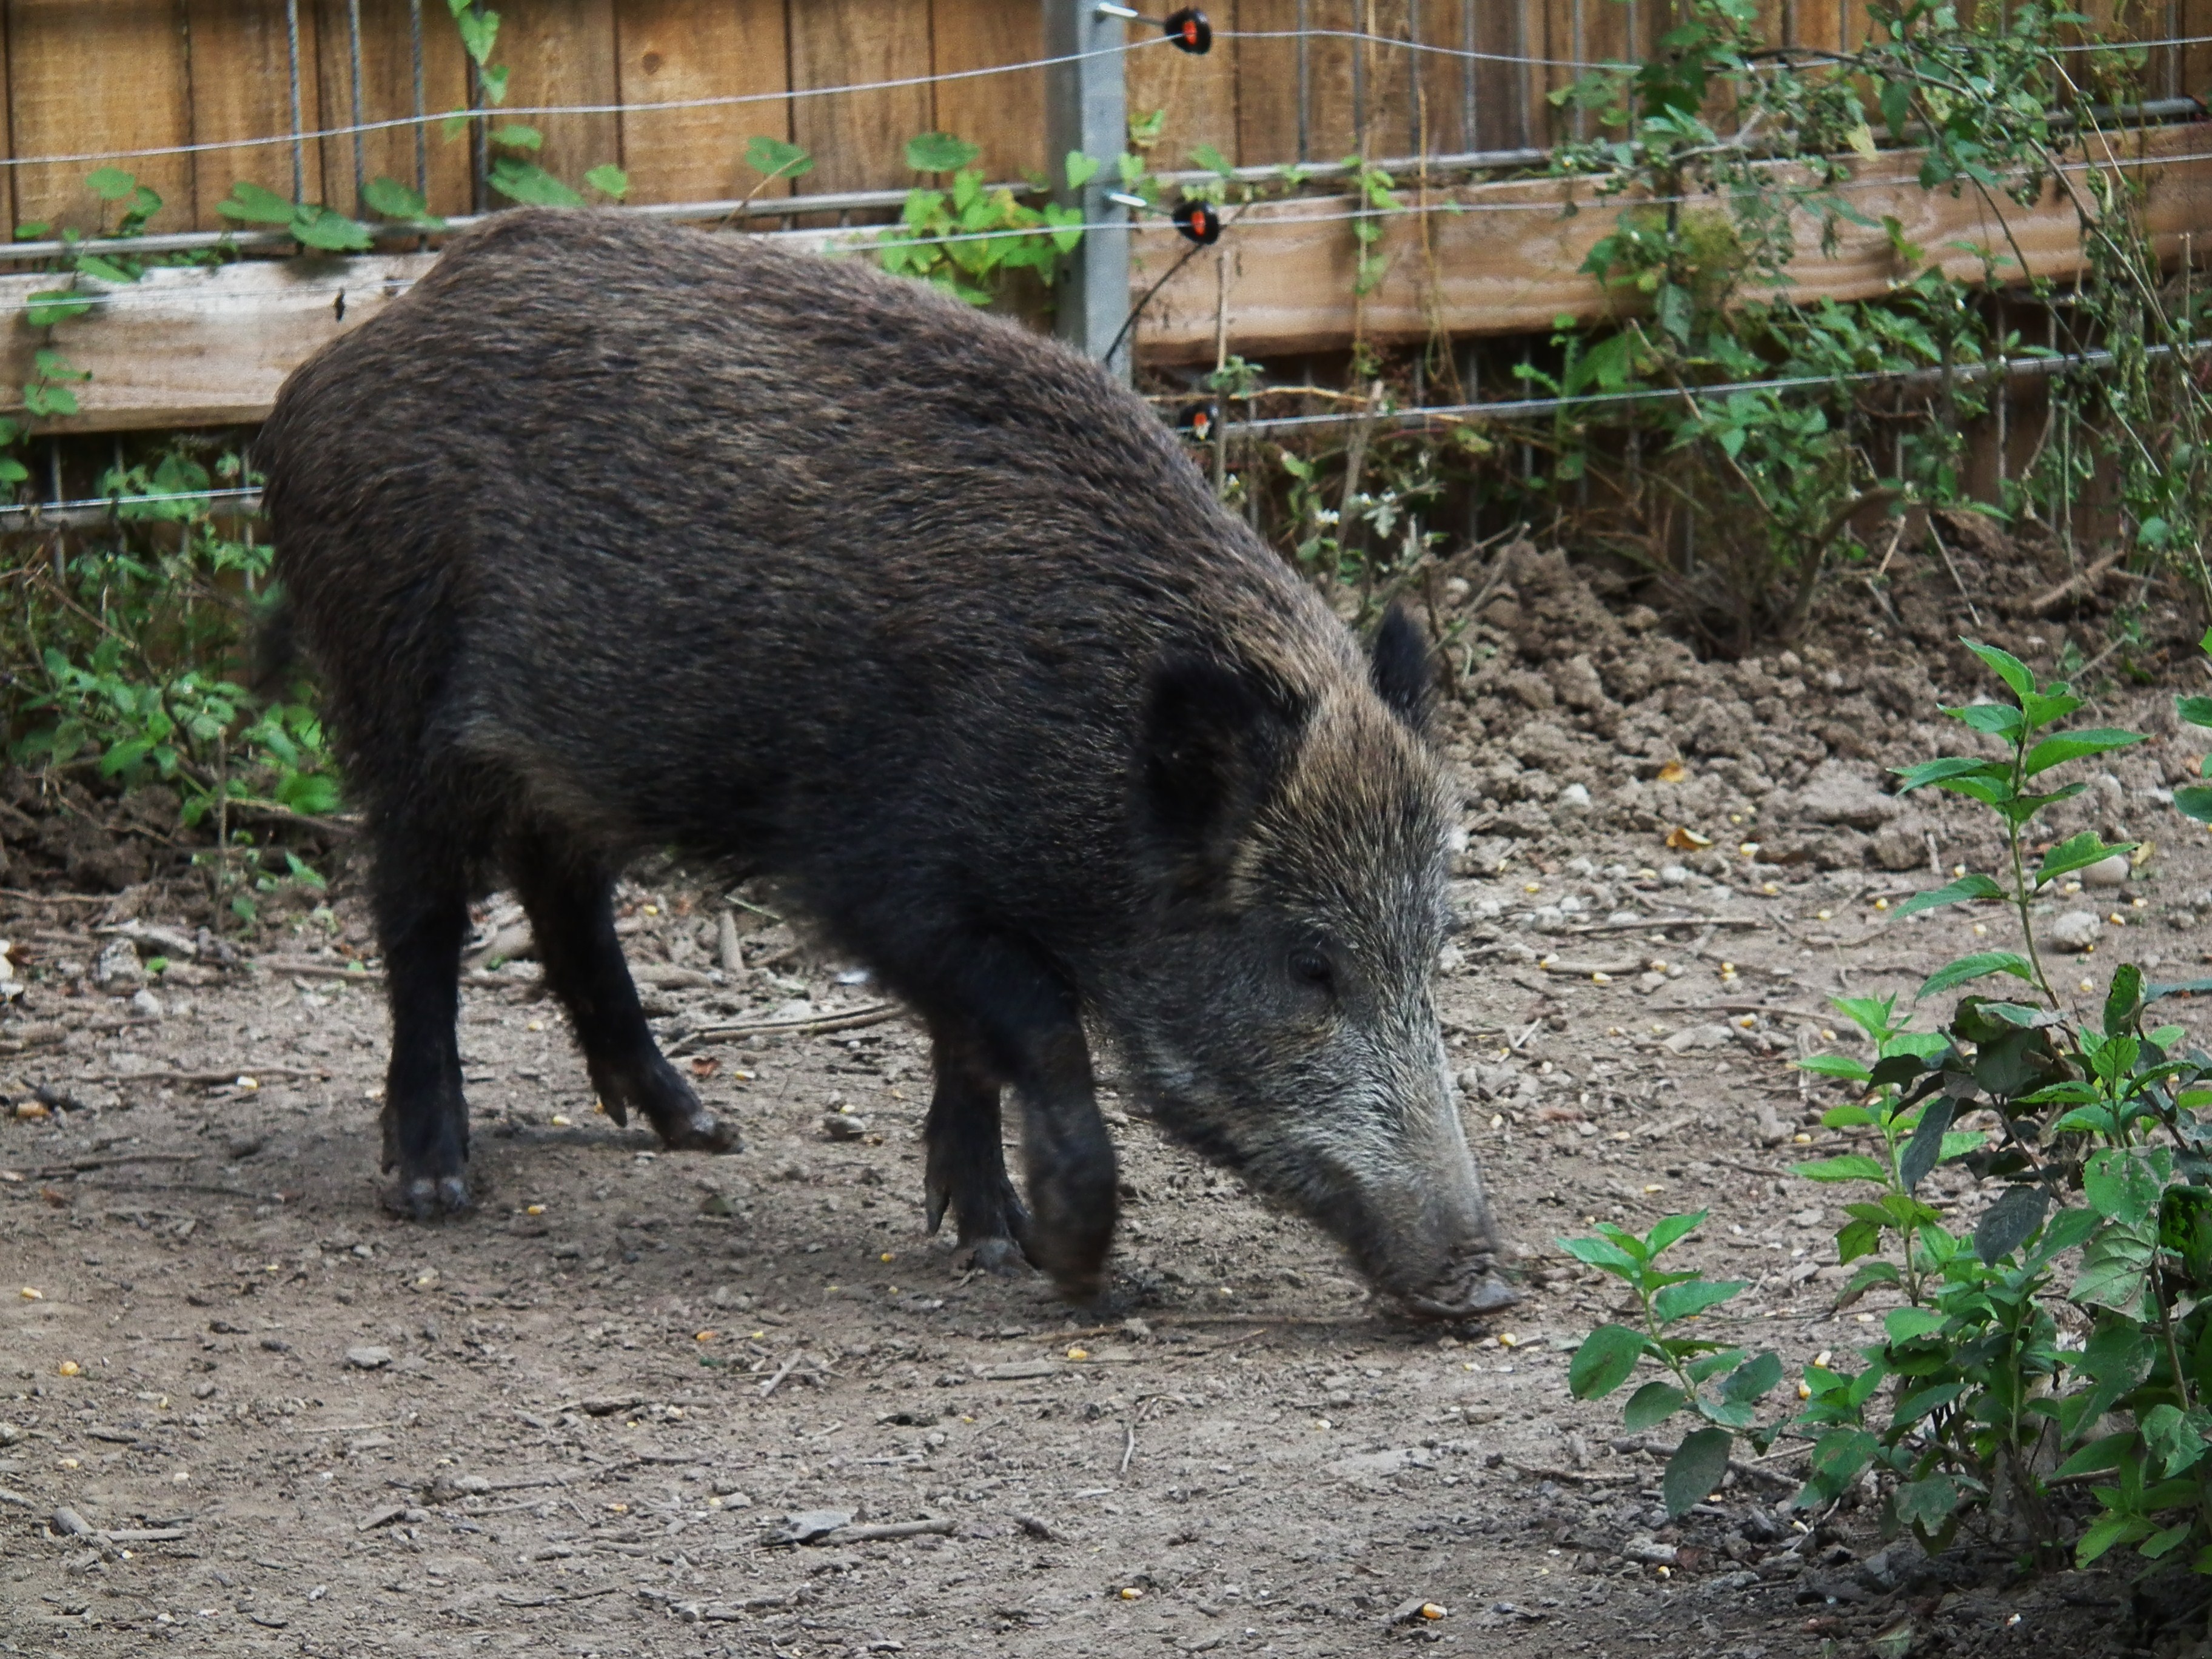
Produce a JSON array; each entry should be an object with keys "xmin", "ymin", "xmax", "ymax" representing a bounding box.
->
[{"xmin": 1110, "ymin": 607, "xmax": 1517, "ymax": 1318}]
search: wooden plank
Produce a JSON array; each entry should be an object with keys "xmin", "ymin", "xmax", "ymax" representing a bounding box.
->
[
  {"xmin": 0, "ymin": 253, "xmax": 432, "ymax": 429},
  {"xmin": 186, "ymin": 0, "xmax": 321, "ymax": 228},
  {"xmin": 310, "ymin": 0, "xmax": 475, "ymax": 221},
  {"xmin": 1136, "ymin": 121, "xmax": 2212, "ymax": 358},
  {"xmin": 7, "ymin": 126, "xmax": 2208, "ymax": 431},
  {"xmin": 8, "ymin": 0, "xmax": 195, "ymax": 239},
  {"xmin": 478, "ymin": 0, "xmax": 622, "ymax": 201},
  {"xmin": 789, "ymin": 0, "xmax": 933, "ymax": 198},
  {"xmin": 613, "ymin": 0, "xmax": 791, "ymax": 205},
  {"xmin": 1235, "ymin": 0, "xmax": 1304, "ymax": 166},
  {"xmin": 930, "ymin": 0, "xmax": 1047, "ymax": 179}
]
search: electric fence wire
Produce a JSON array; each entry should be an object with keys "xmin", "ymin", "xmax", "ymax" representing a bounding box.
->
[
  {"xmin": 5, "ymin": 335, "xmax": 2187, "ymax": 526},
  {"xmin": 0, "ymin": 21, "xmax": 2197, "ymax": 179},
  {"xmin": 7, "ymin": 127, "xmax": 2210, "ymax": 331}
]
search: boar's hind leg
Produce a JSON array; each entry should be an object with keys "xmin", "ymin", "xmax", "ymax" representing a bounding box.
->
[
  {"xmin": 917, "ymin": 943, "xmax": 1118, "ymax": 1301},
  {"xmin": 922, "ymin": 1016, "xmax": 1031, "ymax": 1275},
  {"xmin": 375, "ymin": 825, "xmax": 474, "ymax": 1219},
  {"xmin": 506, "ymin": 828, "xmax": 737, "ymax": 1155}
]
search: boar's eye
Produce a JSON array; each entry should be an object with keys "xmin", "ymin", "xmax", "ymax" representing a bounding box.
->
[{"xmin": 1289, "ymin": 949, "xmax": 1335, "ymax": 990}]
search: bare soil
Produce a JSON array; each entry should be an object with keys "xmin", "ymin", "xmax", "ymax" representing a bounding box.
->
[{"xmin": 6, "ymin": 535, "xmax": 2212, "ymax": 1658}]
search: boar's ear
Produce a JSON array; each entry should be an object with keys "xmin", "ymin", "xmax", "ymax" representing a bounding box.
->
[
  {"xmin": 1137, "ymin": 656, "xmax": 1307, "ymax": 906},
  {"xmin": 1370, "ymin": 603, "xmax": 1433, "ymax": 731}
]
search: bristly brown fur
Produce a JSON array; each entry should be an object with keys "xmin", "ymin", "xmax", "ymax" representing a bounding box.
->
[{"xmin": 256, "ymin": 209, "xmax": 1509, "ymax": 1313}]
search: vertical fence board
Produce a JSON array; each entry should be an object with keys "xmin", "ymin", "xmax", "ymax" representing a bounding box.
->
[
  {"xmin": 184, "ymin": 1, "xmax": 313, "ymax": 227},
  {"xmin": 1125, "ymin": 19, "xmax": 1240, "ymax": 172},
  {"xmin": 929, "ymin": 0, "xmax": 1047, "ymax": 178},
  {"xmin": 312, "ymin": 0, "xmax": 474, "ymax": 220},
  {"xmin": 1235, "ymin": 0, "xmax": 1304, "ymax": 164},
  {"xmin": 613, "ymin": 0, "xmax": 790, "ymax": 204},
  {"xmin": 9, "ymin": 0, "xmax": 195, "ymax": 236},
  {"xmin": 789, "ymin": 0, "xmax": 933, "ymax": 196},
  {"xmin": 486, "ymin": 0, "xmax": 622, "ymax": 201}
]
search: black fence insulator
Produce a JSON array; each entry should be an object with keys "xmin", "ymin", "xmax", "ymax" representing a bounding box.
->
[
  {"xmin": 1172, "ymin": 200, "xmax": 1223, "ymax": 244},
  {"xmin": 1164, "ymin": 8, "xmax": 1212, "ymax": 53}
]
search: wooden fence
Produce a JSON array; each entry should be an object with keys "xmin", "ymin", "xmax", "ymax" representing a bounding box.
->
[
  {"xmin": 0, "ymin": 1, "xmax": 2206, "ymax": 429},
  {"xmin": 16, "ymin": 2, "xmax": 2210, "ymax": 234}
]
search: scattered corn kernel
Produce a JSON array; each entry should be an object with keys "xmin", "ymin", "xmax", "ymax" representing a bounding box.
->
[
  {"xmin": 1524, "ymin": 882, "xmax": 1542, "ymax": 894},
  {"xmin": 2063, "ymin": 880, "xmax": 2082, "ymax": 894},
  {"xmin": 642, "ymin": 905, "xmax": 659, "ymax": 916},
  {"xmin": 526, "ymin": 1019, "xmax": 544, "ymax": 1032},
  {"xmin": 1796, "ymin": 1381, "xmax": 1812, "ymax": 1399},
  {"xmin": 526, "ymin": 1204, "xmax": 545, "ymax": 1216},
  {"xmin": 2080, "ymin": 978, "xmax": 2096, "ymax": 991},
  {"xmin": 236, "ymin": 1076, "xmax": 259, "ymax": 1091},
  {"xmin": 2109, "ymin": 912, "xmax": 2127, "ymax": 926},
  {"xmin": 695, "ymin": 1330, "xmax": 716, "ymax": 1342},
  {"xmin": 1590, "ymin": 972, "xmax": 1611, "ymax": 985},
  {"xmin": 1973, "ymin": 923, "xmax": 1987, "ymax": 936},
  {"xmin": 1119, "ymin": 1587, "xmax": 1144, "ymax": 1601},
  {"xmin": 607, "ymin": 1502, "xmax": 629, "ymax": 1513},
  {"xmin": 880, "ymin": 1251, "xmax": 896, "ymax": 1262},
  {"xmin": 1820, "ymin": 1028, "xmax": 1835, "ymax": 1040},
  {"xmin": 1873, "ymin": 897, "xmax": 1889, "ymax": 911},
  {"xmin": 1068, "ymin": 1347, "xmax": 1090, "ymax": 1361},
  {"xmin": 13, "ymin": 1101, "xmax": 47, "ymax": 1120},
  {"xmin": 549, "ymin": 1114, "xmax": 572, "ymax": 1127},
  {"xmin": 2133, "ymin": 897, "xmax": 2147, "ymax": 908},
  {"xmin": 1643, "ymin": 1183, "xmax": 1663, "ymax": 1193},
  {"xmin": 1952, "ymin": 864, "xmax": 1967, "ymax": 878},
  {"xmin": 1419, "ymin": 1603, "xmax": 1447, "ymax": 1620},
  {"xmin": 1815, "ymin": 908, "xmax": 1832, "ymax": 920},
  {"xmin": 56, "ymin": 1360, "xmax": 80, "ymax": 1376},
  {"xmin": 19, "ymin": 1287, "xmax": 40, "ymax": 1300},
  {"xmin": 1814, "ymin": 1350, "xmax": 1832, "ymax": 1367},
  {"xmin": 1498, "ymin": 1333, "xmax": 1520, "ymax": 1347},
  {"xmin": 1793, "ymin": 1133, "xmax": 1813, "ymax": 1144},
  {"xmin": 1761, "ymin": 882, "xmax": 1778, "ymax": 896}
]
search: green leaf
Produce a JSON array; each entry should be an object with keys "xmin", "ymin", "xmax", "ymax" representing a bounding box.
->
[
  {"xmin": 2178, "ymin": 694, "xmax": 2212, "ymax": 730},
  {"xmin": 906, "ymin": 132, "xmax": 982, "ymax": 173},
  {"xmin": 1891, "ymin": 1475, "xmax": 1962, "ymax": 1535},
  {"xmin": 2105, "ymin": 962, "xmax": 2145, "ymax": 1037},
  {"xmin": 1791, "ymin": 1154, "xmax": 1889, "ymax": 1184},
  {"xmin": 362, "ymin": 176, "xmax": 431, "ymax": 221},
  {"xmin": 2077, "ymin": 1510, "xmax": 2153, "ymax": 1566},
  {"xmin": 2036, "ymin": 831, "xmax": 2136, "ymax": 885},
  {"xmin": 477, "ymin": 62, "xmax": 510, "ymax": 104},
  {"xmin": 1945, "ymin": 701, "xmax": 2025, "ymax": 737},
  {"xmin": 744, "ymin": 135, "xmax": 814, "ymax": 181},
  {"xmin": 1962, "ymin": 637, "xmax": 2036, "ymax": 699},
  {"xmin": 1064, "ymin": 149, "xmax": 1102, "ymax": 190},
  {"xmin": 1798, "ymin": 1054, "xmax": 1874, "ymax": 1082},
  {"xmin": 1652, "ymin": 1278, "xmax": 1747, "ymax": 1322},
  {"xmin": 1644, "ymin": 1210, "xmax": 1708, "ymax": 1256},
  {"xmin": 1557, "ymin": 1234, "xmax": 1638, "ymax": 1273},
  {"xmin": 584, "ymin": 164, "xmax": 629, "ymax": 199},
  {"xmin": 1190, "ymin": 143, "xmax": 1234, "ymax": 179},
  {"xmin": 1623, "ymin": 1381, "xmax": 1688, "ymax": 1430},
  {"xmin": 85, "ymin": 166, "xmax": 139, "ymax": 201},
  {"xmin": 1662, "ymin": 1427, "xmax": 1732, "ymax": 1518},
  {"xmin": 489, "ymin": 122, "xmax": 541, "ymax": 152},
  {"xmin": 1893, "ymin": 873, "xmax": 2006, "ymax": 919},
  {"xmin": 454, "ymin": 2, "xmax": 498, "ymax": 65},
  {"xmin": 1567, "ymin": 1323, "xmax": 1648, "ymax": 1400},
  {"xmin": 288, "ymin": 204, "xmax": 373, "ymax": 252},
  {"xmin": 2024, "ymin": 728, "xmax": 2147, "ymax": 777},
  {"xmin": 218, "ymin": 179, "xmax": 297, "ymax": 225},
  {"xmin": 487, "ymin": 158, "xmax": 584, "ymax": 208},
  {"xmin": 1918, "ymin": 951, "xmax": 2037, "ymax": 999},
  {"xmin": 1885, "ymin": 1307, "xmax": 1945, "ymax": 1344},
  {"xmin": 1892, "ymin": 756, "xmax": 2005, "ymax": 794},
  {"xmin": 24, "ymin": 290, "xmax": 90, "ymax": 327},
  {"xmin": 1898, "ymin": 1094, "xmax": 1956, "ymax": 1191},
  {"xmin": 2053, "ymin": 1432, "xmax": 2134, "ymax": 1481},
  {"xmin": 1975, "ymin": 1184, "xmax": 2049, "ymax": 1264},
  {"xmin": 2175, "ymin": 783, "xmax": 2212, "ymax": 824},
  {"xmin": 1722, "ymin": 1351, "xmax": 1785, "ymax": 1403},
  {"xmin": 2086, "ymin": 1148, "xmax": 2167, "ymax": 1227}
]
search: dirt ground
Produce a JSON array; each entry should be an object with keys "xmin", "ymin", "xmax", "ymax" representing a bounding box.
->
[{"xmin": 6, "ymin": 537, "xmax": 2212, "ymax": 1658}]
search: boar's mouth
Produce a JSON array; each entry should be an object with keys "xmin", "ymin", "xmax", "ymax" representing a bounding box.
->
[{"xmin": 1395, "ymin": 1275, "xmax": 1523, "ymax": 1320}]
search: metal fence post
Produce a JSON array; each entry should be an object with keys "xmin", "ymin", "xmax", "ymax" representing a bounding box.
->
[{"xmin": 1045, "ymin": 0, "xmax": 1131, "ymax": 381}]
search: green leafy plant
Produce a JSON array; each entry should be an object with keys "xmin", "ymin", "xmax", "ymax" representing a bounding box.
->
[
  {"xmin": 1562, "ymin": 1209, "xmax": 1785, "ymax": 1515},
  {"xmin": 874, "ymin": 131, "xmax": 1082, "ymax": 307},
  {"xmin": 1564, "ymin": 632, "xmax": 2212, "ymax": 1574}
]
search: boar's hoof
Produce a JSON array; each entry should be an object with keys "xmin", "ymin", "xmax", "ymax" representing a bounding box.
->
[
  {"xmin": 964, "ymin": 1237, "xmax": 1030, "ymax": 1277},
  {"xmin": 1400, "ymin": 1274, "xmax": 1523, "ymax": 1320},
  {"xmin": 657, "ymin": 1110, "xmax": 739, "ymax": 1155},
  {"xmin": 384, "ymin": 1173, "xmax": 472, "ymax": 1221}
]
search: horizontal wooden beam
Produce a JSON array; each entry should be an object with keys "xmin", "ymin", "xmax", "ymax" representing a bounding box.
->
[
  {"xmin": 1, "ymin": 125, "xmax": 2205, "ymax": 432},
  {"xmin": 1136, "ymin": 122, "xmax": 2212, "ymax": 361}
]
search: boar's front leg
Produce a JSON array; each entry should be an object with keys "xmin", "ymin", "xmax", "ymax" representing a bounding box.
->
[
  {"xmin": 917, "ymin": 940, "xmax": 1118, "ymax": 1301},
  {"xmin": 506, "ymin": 827, "xmax": 737, "ymax": 1155}
]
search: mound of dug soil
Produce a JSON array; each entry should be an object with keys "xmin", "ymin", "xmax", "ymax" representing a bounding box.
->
[{"xmin": 1411, "ymin": 537, "xmax": 2204, "ymax": 879}]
